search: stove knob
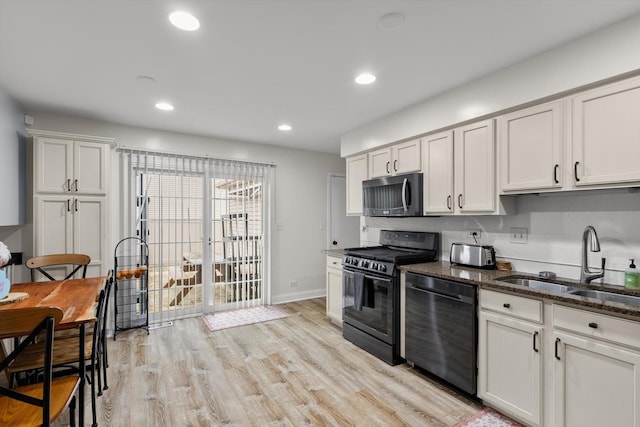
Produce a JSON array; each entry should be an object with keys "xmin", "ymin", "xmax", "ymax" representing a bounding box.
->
[
  {"xmin": 361, "ymin": 260, "xmax": 369, "ymax": 268},
  {"xmin": 379, "ymin": 264, "xmax": 387, "ymax": 272},
  {"xmin": 370, "ymin": 262, "xmax": 377, "ymax": 270}
]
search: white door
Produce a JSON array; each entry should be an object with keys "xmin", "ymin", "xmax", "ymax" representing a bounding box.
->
[
  {"xmin": 554, "ymin": 330, "xmax": 640, "ymax": 427},
  {"xmin": 478, "ymin": 310, "xmax": 542, "ymax": 426},
  {"xmin": 329, "ymin": 174, "xmax": 359, "ymax": 249}
]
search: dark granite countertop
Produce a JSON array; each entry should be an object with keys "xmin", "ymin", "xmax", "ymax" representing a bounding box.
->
[{"xmin": 400, "ymin": 261, "xmax": 640, "ymax": 320}]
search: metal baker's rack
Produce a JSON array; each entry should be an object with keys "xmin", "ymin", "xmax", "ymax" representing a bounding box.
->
[{"xmin": 113, "ymin": 236, "xmax": 149, "ymax": 338}]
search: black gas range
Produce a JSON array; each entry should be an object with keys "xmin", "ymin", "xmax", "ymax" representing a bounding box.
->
[{"xmin": 342, "ymin": 230, "xmax": 440, "ymax": 365}]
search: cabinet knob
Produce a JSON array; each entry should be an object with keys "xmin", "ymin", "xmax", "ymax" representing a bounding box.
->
[{"xmin": 588, "ymin": 322, "xmax": 598, "ymax": 329}]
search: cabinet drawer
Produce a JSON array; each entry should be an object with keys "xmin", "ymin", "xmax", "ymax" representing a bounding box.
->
[
  {"xmin": 326, "ymin": 255, "xmax": 342, "ymax": 270},
  {"xmin": 480, "ymin": 289, "xmax": 542, "ymax": 323},
  {"xmin": 553, "ymin": 304, "xmax": 640, "ymax": 350}
]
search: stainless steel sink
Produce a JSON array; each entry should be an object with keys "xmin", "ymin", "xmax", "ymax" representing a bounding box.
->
[
  {"xmin": 568, "ymin": 289, "xmax": 640, "ymax": 307},
  {"xmin": 497, "ymin": 276, "xmax": 574, "ymax": 293}
]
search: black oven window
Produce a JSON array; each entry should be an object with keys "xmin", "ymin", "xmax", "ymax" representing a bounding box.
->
[{"xmin": 343, "ymin": 272, "xmax": 392, "ymax": 336}]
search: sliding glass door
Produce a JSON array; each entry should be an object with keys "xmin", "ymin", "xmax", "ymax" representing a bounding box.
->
[{"xmin": 121, "ymin": 150, "xmax": 271, "ymax": 325}]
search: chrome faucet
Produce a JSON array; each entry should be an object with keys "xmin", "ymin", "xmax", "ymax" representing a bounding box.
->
[{"xmin": 580, "ymin": 225, "xmax": 606, "ymax": 284}]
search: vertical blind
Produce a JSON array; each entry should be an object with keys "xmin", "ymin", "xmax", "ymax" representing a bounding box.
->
[{"xmin": 119, "ymin": 148, "xmax": 273, "ymax": 325}]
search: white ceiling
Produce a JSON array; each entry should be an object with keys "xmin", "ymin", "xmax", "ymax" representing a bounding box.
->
[{"xmin": 1, "ymin": 0, "xmax": 640, "ymax": 154}]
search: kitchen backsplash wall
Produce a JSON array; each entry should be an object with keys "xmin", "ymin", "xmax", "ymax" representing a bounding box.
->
[{"xmin": 362, "ymin": 189, "xmax": 640, "ymax": 287}]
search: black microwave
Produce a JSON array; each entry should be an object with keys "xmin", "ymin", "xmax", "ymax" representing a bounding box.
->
[{"xmin": 362, "ymin": 173, "xmax": 423, "ymax": 217}]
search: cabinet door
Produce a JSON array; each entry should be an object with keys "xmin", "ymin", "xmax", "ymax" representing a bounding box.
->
[
  {"xmin": 346, "ymin": 154, "xmax": 368, "ymax": 215},
  {"xmin": 34, "ymin": 196, "xmax": 73, "ymax": 278},
  {"xmin": 499, "ymin": 101, "xmax": 562, "ymax": 192},
  {"xmin": 74, "ymin": 141, "xmax": 108, "ymax": 195},
  {"xmin": 326, "ymin": 258, "xmax": 343, "ymax": 324},
  {"xmin": 34, "ymin": 138, "xmax": 73, "ymax": 193},
  {"xmin": 368, "ymin": 147, "xmax": 392, "ymax": 178},
  {"xmin": 422, "ymin": 131, "xmax": 454, "ymax": 214},
  {"xmin": 553, "ymin": 331, "xmax": 640, "ymax": 427},
  {"xmin": 573, "ymin": 76, "xmax": 640, "ymax": 187},
  {"xmin": 454, "ymin": 119, "xmax": 496, "ymax": 212},
  {"xmin": 74, "ymin": 197, "xmax": 106, "ymax": 277},
  {"xmin": 393, "ymin": 139, "xmax": 421, "ymax": 175},
  {"xmin": 478, "ymin": 311, "xmax": 542, "ymax": 426}
]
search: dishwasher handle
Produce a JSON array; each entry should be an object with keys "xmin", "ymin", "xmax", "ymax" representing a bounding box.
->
[{"xmin": 408, "ymin": 284, "xmax": 474, "ymax": 304}]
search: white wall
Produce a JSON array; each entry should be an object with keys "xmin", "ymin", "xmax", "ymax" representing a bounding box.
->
[
  {"xmin": 24, "ymin": 112, "xmax": 345, "ymax": 303},
  {"xmin": 0, "ymin": 86, "xmax": 28, "ymax": 282},
  {"xmin": 341, "ymin": 12, "xmax": 640, "ymax": 157},
  {"xmin": 362, "ymin": 189, "xmax": 640, "ymax": 287}
]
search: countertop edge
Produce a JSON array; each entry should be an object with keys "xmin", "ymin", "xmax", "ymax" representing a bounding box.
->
[{"xmin": 401, "ymin": 261, "xmax": 640, "ymax": 320}]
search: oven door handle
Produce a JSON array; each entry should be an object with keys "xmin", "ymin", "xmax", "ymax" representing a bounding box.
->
[
  {"xmin": 401, "ymin": 178, "xmax": 409, "ymax": 212},
  {"xmin": 364, "ymin": 274, "xmax": 392, "ymax": 283}
]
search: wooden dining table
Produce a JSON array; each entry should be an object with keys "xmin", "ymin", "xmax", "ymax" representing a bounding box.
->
[{"xmin": 0, "ymin": 276, "xmax": 107, "ymax": 426}]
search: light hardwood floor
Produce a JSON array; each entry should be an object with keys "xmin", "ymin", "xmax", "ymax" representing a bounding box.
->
[{"xmin": 66, "ymin": 298, "xmax": 483, "ymax": 426}]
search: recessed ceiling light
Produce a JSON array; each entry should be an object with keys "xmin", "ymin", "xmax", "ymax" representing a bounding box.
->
[
  {"xmin": 355, "ymin": 73, "xmax": 376, "ymax": 85},
  {"xmin": 155, "ymin": 102, "xmax": 174, "ymax": 111},
  {"xmin": 278, "ymin": 124, "xmax": 292, "ymax": 131},
  {"xmin": 377, "ymin": 12, "xmax": 405, "ymax": 31},
  {"xmin": 169, "ymin": 11, "xmax": 200, "ymax": 31}
]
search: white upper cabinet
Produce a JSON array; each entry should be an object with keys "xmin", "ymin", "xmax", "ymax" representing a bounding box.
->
[
  {"xmin": 33, "ymin": 132, "xmax": 110, "ymax": 195},
  {"xmin": 572, "ymin": 75, "xmax": 640, "ymax": 187},
  {"xmin": 422, "ymin": 131, "xmax": 454, "ymax": 214},
  {"xmin": 346, "ymin": 154, "xmax": 368, "ymax": 216},
  {"xmin": 499, "ymin": 100, "xmax": 563, "ymax": 193},
  {"xmin": 454, "ymin": 119, "xmax": 496, "ymax": 213},
  {"xmin": 368, "ymin": 139, "xmax": 421, "ymax": 178}
]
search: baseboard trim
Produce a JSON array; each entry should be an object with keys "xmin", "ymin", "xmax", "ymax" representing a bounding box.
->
[{"xmin": 271, "ymin": 289, "xmax": 326, "ymax": 304}]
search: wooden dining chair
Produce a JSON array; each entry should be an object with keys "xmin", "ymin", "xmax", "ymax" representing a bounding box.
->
[
  {"xmin": 0, "ymin": 306, "xmax": 80, "ymax": 427},
  {"xmin": 5, "ymin": 290, "xmax": 107, "ymax": 427},
  {"xmin": 26, "ymin": 253, "xmax": 91, "ymax": 281}
]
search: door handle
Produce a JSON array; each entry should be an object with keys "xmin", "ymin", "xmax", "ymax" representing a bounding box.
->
[
  {"xmin": 553, "ymin": 164, "xmax": 559, "ymax": 184},
  {"xmin": 67, "ymin": 199, "xmax": 71, "ymax": 212},
  {"xmin": 457, "ymin": 194, "xmax": 463, "ymax": 209},
  {"xmin": 446, "ymin": 195, "xmax": 452, "ymax": 210},
  {"xmin": 401, "ymin": 178, "xmax": 408, "ymax": 212},
  {"xmin": 67, "ymin": 179, "xmax": 71, "ymax": 192},
  {"xmin": 74, "ymin": 179, "xmax": 78, "ymax": 192},
  {"xmin": 555, "ymin": 337, "xmax": 561, "ymax": 360},
  {"xmin": 393, "ymin": 160, "xmax": 398, "ymax": 172},
  {"xmin": 74, "ymin": 198, "xmax": 78, "ymax": 212},
  {"xmin": 574, "ymin": 161, "xmax": 580, "ymax": 182},
  {"xmin": 386, "ymin": 162, "xmax": 390, "ymax": 174},
  {"xmin": 533, "ymin": 331, "xmax": 539, "ymax": 353}
]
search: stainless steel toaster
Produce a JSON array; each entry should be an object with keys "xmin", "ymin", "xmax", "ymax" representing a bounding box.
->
[{"xmin": 450, "ymin": 243, "xmax": 496, "ymax": 268}]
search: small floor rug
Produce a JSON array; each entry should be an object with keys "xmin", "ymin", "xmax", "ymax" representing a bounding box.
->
[
  {"xmin": 202, "ymin": 305, "xmax": 290, "ymax": 331},
  {"xmin": 454, "ymin": 408, "xmax": 523, "ymax": 427}
]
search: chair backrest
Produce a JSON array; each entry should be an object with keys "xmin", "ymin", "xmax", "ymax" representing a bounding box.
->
[
  {"xmin": 27, "ymin": 253, "xmax": 91, "ymax": 281},
  {"xmin": 0, "ymin": 306, "xmax": 64, "ymax": 424}
]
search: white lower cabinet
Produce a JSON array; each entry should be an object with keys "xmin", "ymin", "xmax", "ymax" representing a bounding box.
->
[
  {"xmin": 478, "ymin": 290, "xmax": 543, "ymax": 426},
  {"xmin": 326, "ymin": 255, "xmax": 343, "ymax": 325},
  {"xmin": 479, "ymin": 289, "xmax": 640, "ymax": 427},
  {"xmin": 552, "ymin": 305, "xmax": 640, "ymax": 427}
]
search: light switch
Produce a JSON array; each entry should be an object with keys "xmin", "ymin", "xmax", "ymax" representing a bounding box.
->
[{"xmin": 510, "ymin": 227, "xmax": 528, "ymax": 244}]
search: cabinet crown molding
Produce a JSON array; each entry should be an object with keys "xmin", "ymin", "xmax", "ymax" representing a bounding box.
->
[{"xmin": 28, "ymin": 129, "xmax": 116, "ymax": 148}]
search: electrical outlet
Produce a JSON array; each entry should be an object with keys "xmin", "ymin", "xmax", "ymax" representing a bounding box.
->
[
  {"xmin": 510, "ymin": 227, "xmax": 528, "ymax": 244},
  {"xmin": 289, "ymin": 280, "xmax": 298, "ymax": 288},
  {"xmin": 467, "ymin": 229, "xmax": 481, "ymax": 240}
]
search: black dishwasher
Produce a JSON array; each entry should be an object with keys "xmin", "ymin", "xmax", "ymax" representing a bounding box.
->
[{"xmin": 405, "ymin": 272, "xmax": 477, "ymax": 395}]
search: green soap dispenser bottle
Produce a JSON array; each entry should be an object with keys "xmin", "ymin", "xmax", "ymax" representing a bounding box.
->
[{"xmin": 625, "ymin": 259, "xmax": 640, "ymax": 289}]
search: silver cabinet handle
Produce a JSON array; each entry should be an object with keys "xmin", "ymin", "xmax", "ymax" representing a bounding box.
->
[{"xmin": 401, "ymin": 178, "xmax": 408, "ymax": 211}]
